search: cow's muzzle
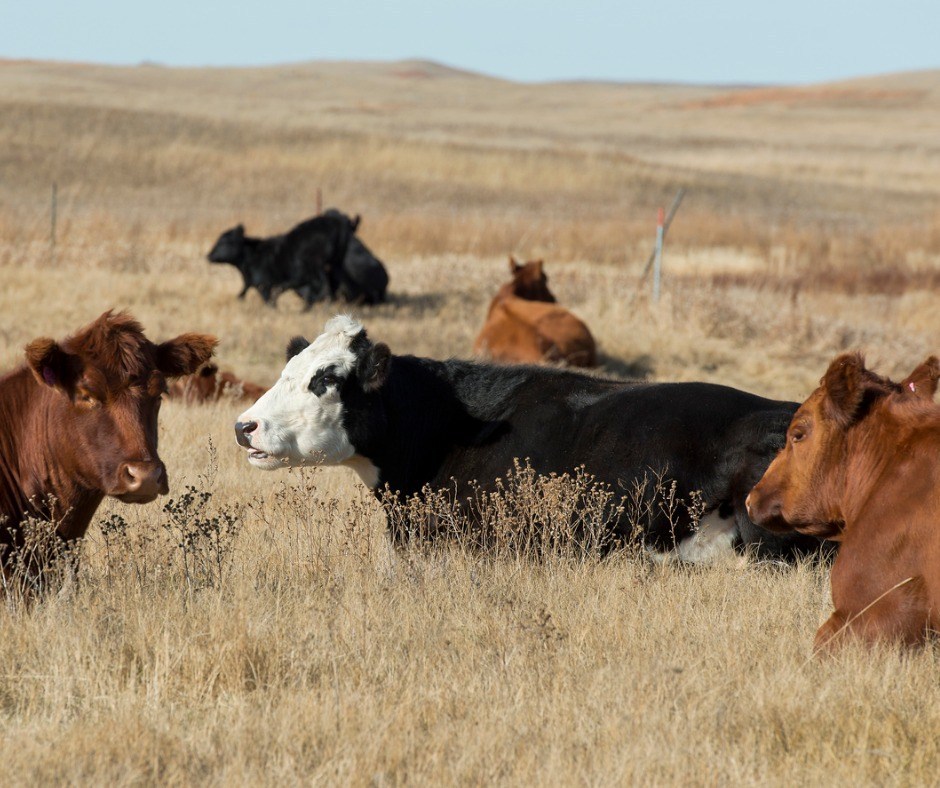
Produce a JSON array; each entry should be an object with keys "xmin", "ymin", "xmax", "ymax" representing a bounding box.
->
[
  {"xmin": 235, "ymin": 420, "xmax": 258, "ymax": 448},
  {"xmin": 115, "ymin": 460, "xmax": 168, "ymax": 503}
]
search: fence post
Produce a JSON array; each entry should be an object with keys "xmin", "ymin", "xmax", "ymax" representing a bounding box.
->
[
  {"xmin": 640, "ymin": 188, "xmax": 685, "ymax": 283},
  {"xmin": 50, "ymin": 182, "xmax": 58, "ymax": 263},
  {"xmin": 653, "ymin": 206, "xmax": 664, "ymax": 303}
]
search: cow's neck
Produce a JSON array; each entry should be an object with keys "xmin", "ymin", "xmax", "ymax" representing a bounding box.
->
[
  {"xmin": 841, "ymin": 405, "xmax": 940, "ymax": 534},
  {"xmin": 357, "ymin": 356, "xmax": 517, "ymax": 498},
  {"xmin": 0, "ymin": 368, "xmax": 103, "ymax": 541}
]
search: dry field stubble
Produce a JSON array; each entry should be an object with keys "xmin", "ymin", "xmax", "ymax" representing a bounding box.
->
[{"xmin": 1, "ymin": 60, "xmax": 940, "ymax": 784}]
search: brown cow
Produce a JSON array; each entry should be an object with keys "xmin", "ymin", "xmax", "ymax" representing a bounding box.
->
[
  {"xmin": 167, "ymin": 362, "xmax": 267, "ymax": 405},
  {"xmin": 0, "ymin": 311, "xmax": 217, "ymax": 571},
  {"xmin": 745, "ymin": 353, "xmax": 940, "ymax": 651},
  {"xmin": 474, "ymin": 258, "xmax": 596, "ymax": 367}
]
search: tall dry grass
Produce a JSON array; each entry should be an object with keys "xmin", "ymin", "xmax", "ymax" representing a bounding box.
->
[{"xmin": 0, "ymin": 59, "xmax": 939, "ymax": 784}]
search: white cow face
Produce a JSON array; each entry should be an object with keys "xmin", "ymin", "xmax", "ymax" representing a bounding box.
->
[{"xmin": 235, "ymin": 316, "xmax": 389, "ymax": 471}]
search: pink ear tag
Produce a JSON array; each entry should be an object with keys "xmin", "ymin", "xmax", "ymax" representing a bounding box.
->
[
  {"xmin": 908, "ymin": 381, "xmax": 916, "ymax": 393},
  {"xmin": 42, "ymin": 366, "xmax": 57, "ymax": 386}
]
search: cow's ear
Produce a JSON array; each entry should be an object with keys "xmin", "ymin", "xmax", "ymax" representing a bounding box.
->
[
  {"xmin": 509, "ymin": 255, "xmax": 521, "ymax": 272},
  {"xmin": 358, "ymin": 342, "xmax": 391, "ymax": 393},
  {"xmin": 235, "ymin": 224, "xmax": 245, "ymax": 236},
  {"xmin": 25, "ymin": 338, "xmax": 80, "ymax": 393},
  {"xmin": 351, "ymin": 215, "xmax": 361, "ymax": 232},
  {"xmin": 286, "ymin": 336, "xmax": 310, "ymax": 361},
  {"xmin": 900, "ymin": 356, "xmax": 939, "ymax": 400},
  {"xmin": 821, "ymin": 352, "xmax": 885, "ymax": 425},
  {"xmin": 157, "ymin": 334, "xmax": 218, "ymax": 378}
]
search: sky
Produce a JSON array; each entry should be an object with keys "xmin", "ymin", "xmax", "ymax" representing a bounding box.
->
[{"xmin": 3, "ymin": 0, "xmax": 939, "ymax": 85}]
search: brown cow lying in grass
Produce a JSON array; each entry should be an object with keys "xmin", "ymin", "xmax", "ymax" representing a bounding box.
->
[
  {"xmin": 746, "ymin": 353, "xmax": 940, "ymax": 651},
  {"xmin": 167, "ymin": 362, "xmax": 266, "ymax": 405},
  {"xmin": 474, "ymin": 257, "xmax": 596, "ymax": 367},
  {"xmin": 0, "ymin": 311, "xmax": 216, "ymax": 583}
]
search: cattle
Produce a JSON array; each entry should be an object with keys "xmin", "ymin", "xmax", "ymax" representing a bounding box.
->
[
  {"xmin": 207, "ymin": 209, "xmax": 389, "ymax": 307},
  {"xmin": 167, "ymin": 362, "xmax": 267, "ymax": 405},
  {"xmin": 746, "ymin": 353, "xmax": 940, "ymax": 651},
  {"xmin": 0, "ymin": 311, "xmax": 216, "ymax": 579},
  {"xmin": 474, "ymin": 258, "xmax": 596, "ymax": 367},
  {"xmin": 234, "ymin": 315, "xmax": 822, "ymax": 561},
  {"xmin": 322, "ymin": 210, "xmax": 389, "ymax": 304}
]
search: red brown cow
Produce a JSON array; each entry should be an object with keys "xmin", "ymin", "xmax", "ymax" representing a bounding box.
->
[
  {"xmin": 745, "ymin": 353, "xmax": 940, "ymax": 651},
  {"xmin": 474, "ymin": 258, "xmax": 596, "ymax": 367},
  {"xmin": 167, "ymin": 362, "xmax": 267, "ymax": 405},
  {"xmin": 0, "ymin": 311, "xmax": 217, "ymax": 571}
]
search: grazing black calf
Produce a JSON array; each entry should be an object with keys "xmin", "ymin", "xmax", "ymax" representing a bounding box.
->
[
  {"xmin": 207, "ymin": 224, "xmax": 284, "ymax": 303},
  {"xmin": 234, "ymin": 316, "xmax": 824, "ymax": 562},
  {"xmin": 207, "ymin": 209, "xmax": 389, "ymax": 308}
]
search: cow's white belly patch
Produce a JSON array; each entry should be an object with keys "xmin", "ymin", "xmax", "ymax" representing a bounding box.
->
[
  {"xmin": 343, "ymin": 454, "xmax": 380, "ymax": 489},
  {"xmin": 647, "ymin": 509, "xmax": 739, "ymax": 565}
]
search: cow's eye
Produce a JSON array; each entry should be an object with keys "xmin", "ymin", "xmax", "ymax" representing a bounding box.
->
[
  {"xmin": 78, "ymin": 391, "xmax": 99, "ymax": 407},
  {"xmin": 791, "ymin": 429, "xmax": 805, "ymax": 443},
  {"xmin": 308, "ymin": 372, "xmax": 342, "ymax": 396}
]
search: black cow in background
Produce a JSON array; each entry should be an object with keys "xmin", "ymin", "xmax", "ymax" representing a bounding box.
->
[
  {"xmin": 322, "ymin": 210, "xmax": 390, "ymax": 305},
  {"xmin": 207, "ymin": 209, "xmax": 389, "ymax": 308}
]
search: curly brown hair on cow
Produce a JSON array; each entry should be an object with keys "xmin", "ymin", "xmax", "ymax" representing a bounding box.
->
[{"xmin": 0, "ymin": 310, "xmax": 217, "ymax": 582}]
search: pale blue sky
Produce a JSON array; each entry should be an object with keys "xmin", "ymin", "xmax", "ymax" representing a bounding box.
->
[{"xmin": 3, "ymin": 0, "xmax": 938, "ymax": 84}]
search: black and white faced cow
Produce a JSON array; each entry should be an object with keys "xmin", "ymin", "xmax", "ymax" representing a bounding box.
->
[{"xmin": 235, "ymin": 316, "xmax": 822, "ymax": 561}]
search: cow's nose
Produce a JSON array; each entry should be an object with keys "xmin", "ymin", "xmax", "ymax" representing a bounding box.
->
[
  {"xmin": 235, "ymin": 420, "xmax": 258, "ymax": 448},
  {"xmin": 119, "ymin": 461, "xmax": 168, "ymax": 500}
]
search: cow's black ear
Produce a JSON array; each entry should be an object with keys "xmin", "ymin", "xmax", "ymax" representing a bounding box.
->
[
  {"xmin": 25, "ymin": 338, "xmax": 81, "ymax": 393},
  {"xmin": 235, "ymin": 224, "xmax": 245, "ymax": 235},
  {"xmin": 286, "ymin": 336, "xmax": 310, "ymax": 361},
  {"xmin": 358, "ymin": 342, "xmax": 390, "ymax": 393},
  {"xmin": 351, "ymin": 215, "xmax": 361, "ymax": 232}
]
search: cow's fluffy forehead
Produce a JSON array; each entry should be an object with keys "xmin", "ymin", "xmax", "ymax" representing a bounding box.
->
[{"xmin": 282, "ymin": 315, "xmax": 365, "ymax": 381}]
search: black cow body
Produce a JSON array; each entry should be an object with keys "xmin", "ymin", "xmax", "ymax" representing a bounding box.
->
[
  {"xmin": 235, "ymin": 318, "xmax": 822, "ymax": 560},
  {"xmin": 349, "ymin": 356, "xmax": 816, "ymax": 556},
  {"xmin": 207, "ymin": 210, "xmax": 389, "ymax": 307}
]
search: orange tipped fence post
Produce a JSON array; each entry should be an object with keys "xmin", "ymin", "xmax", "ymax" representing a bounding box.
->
[{"xmin": 639, "ymin": 188, "xmax": 685, "ymax": 299}]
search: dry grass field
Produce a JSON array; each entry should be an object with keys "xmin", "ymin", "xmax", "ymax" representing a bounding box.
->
[{"xmin": 1, "ymin": 58, "xmax": 940, "ymax": 785}]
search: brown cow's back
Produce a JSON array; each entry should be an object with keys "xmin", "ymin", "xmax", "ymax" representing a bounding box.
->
[
  {"xmin": 167, "ymin": 363, "xmax": 267, "ymax": 405},
  {"xmin": 475, "ymin": 296, "xmax": 596, "ymax": 367},
  {"xmin": 474, "ymin": 259, "xmax": 596, "ymax": 368}
]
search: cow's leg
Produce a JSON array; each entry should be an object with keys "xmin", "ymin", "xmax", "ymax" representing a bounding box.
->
[
  {"xmin": 813, "ymin": 611, "xmax": 848, "ymax": 654},
  {"xmin": 815, "ymin": 577, "xmax": 929, "ymax": 653},
  {"xmin": 259, "ymin": 284, "xmax": 278, "ymax": 308}
]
